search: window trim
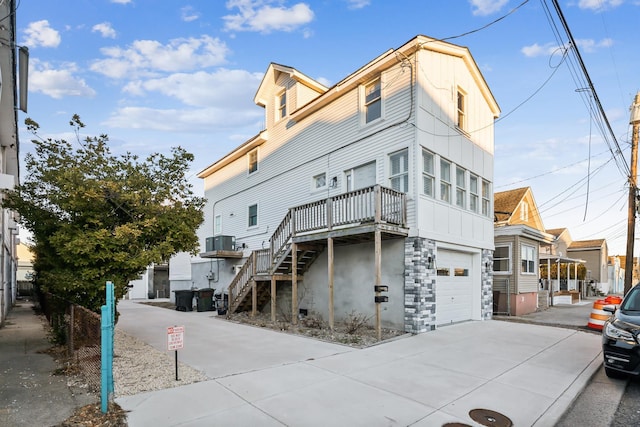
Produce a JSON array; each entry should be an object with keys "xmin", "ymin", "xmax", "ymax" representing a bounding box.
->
[
  {"xmin": 422, "ymin": 148, "xmax": 435, "ymax": 198},
  {"xmin": 248, "ymin": 148, "xmax": 258, "ymax": 175},
  {"xmin": 363, "ymin": 77, "xmax": 382, "ymax": 124},
  {"xmin": 455, "ymin": 166, "xmax": 466, "ymax": 209},
  {"xmin": 456, "ymin": 88, "xmax": 466, "ymax": 131},
  {"xmin": 389, "ymin": 148, "xmax": 409, "ymax": 193},
  {"xmin": 277, "ymin": 90, "xmax": 287, "ymax": 120},
  {"xmin": 248, "ymin": 203, "xmax": 258, "ymax": 229},
  {"xmin": 481, "ymin": 179, "xmax": 491, "ymax": 217},
  {"xmin": 493, "ymin": 244, "xmax": 512, "ymax": 275},
  {"xmin": 312, "ymin": 172, "xmax": 327, "ymax": 192},
  {"xmin": 521, "ymin": 244, "xmax": 536, "ymax": 275},
  {"xmin": 440, "ymin": 158, "xmax": 451, "ymax": 203},
  {"xmin": 469, "ymin": 174, "xmax": 479, "ymax": 213}
]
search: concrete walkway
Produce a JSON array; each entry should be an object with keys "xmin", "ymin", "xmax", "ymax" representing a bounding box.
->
[
  {"xmin": 0, "ymin": 299, "xmax": 95, "ymax": 427},
  {"xmin": 116, "ymin": 300, "xmax": 604, "ymax": 427}
]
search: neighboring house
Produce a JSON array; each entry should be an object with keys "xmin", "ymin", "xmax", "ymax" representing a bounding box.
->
[
  {"xmin": 0, "ymin": 0, "xmax": 23, "ymax": 325},
  {"xmin": 170, "ymin": 35, "xmax": 500, "ymax": 333},
  {"xmin": 493, "ymin": 187, "xmax": 554, "ymax": 315},
  {"xmin": 544, "ymin": 228, "xmax": 609, "ymax": 295},
  {"xmin": 126, "ymin": 264, "xmax": 170, "ymax": 300},
  {"xmin": 16, "ymin": 243, "xmax": 34, "ymax": 297},
  {"xmin": 568, "ymin": 239, "xmax": 609, "ymax": 294},
  {"xmin": 612, "ymin": 255, "xmax": 639, "ymax": 289}
]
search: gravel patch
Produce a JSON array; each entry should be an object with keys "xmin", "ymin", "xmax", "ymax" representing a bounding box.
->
[{"xmin": 113, "ymin": 329, "xmax": 207, "ymax": 397}]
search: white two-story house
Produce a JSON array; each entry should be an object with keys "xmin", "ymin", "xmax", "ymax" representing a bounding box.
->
[{"xmin": 170, "ymin": 35, "xmax": 500, "ymax": 333}]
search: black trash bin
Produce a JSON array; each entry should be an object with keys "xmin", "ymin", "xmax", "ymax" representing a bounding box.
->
[
  {"xmin": 215, "ymin": 292, "xmax": 228, "ymax": 315},
  {"xmin": 174, "ymin": 290, "xmax": 194, "ymax": 312},
  {"xmin": 195, "ymin": 288, "xmax": 215, "ymax": 312}
]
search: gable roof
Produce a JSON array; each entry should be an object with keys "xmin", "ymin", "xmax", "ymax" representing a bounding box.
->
[
  {"xmin": 569, "ymin": 239, "xmax": 607, "ymax": 250},
  {"xmin": 545, "ymin": 228, "xmax": 569, "ymax": 238},
  {"xmin": 198, "ymin": 34, "xmax": 500, "ymax": 179},
  {"xmin": 254, "ymin": 63, "xmax": 328, "ymax": 108},
  {"xmin": 493, "ymin": 187, "xmax": 544, "ymax": 231}
]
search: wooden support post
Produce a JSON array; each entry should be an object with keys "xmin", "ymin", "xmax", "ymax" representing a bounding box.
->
[
  {"xmin": 292, "ymin": 242, "xmax": 298, "ymax": 325},
  {"xmin": 271, "ymin": 276, "xmax": 277, "ymax": 322},
  {"xmin": 251, "ymin": 280, "xmax": 257, "ymax": 318},
  {"xmin": 328, "ymin": 236, "xmax": 334, "ymax": 330},
  {"xmin": 375, "ymin": 228, "xmax": 382, "ymax": 341}
]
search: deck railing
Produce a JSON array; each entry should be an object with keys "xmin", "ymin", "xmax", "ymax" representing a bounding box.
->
[
  {"xmin": 229, "ymin": 185, "xmax": 406, "ymax": 314},
  {"xmin": 270, "ymin": 185, "xmax": 406, "ymax": 260}
]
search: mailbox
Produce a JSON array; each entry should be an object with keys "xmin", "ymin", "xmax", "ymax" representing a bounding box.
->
[
  {"xmin": 375, "ymin": 296, "xmax": 389, "ymax": 303},
  {"xmin": 374, "ymin": 285, "xmax": 388, "ymax": 292}
]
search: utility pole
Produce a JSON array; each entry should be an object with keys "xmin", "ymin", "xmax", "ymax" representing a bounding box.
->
[{"xmin": 624, "ymin": 92, "xmax": 640, "ymax": 295}]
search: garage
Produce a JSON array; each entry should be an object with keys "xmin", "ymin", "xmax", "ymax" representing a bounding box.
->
[{"xmin": 436, "ymin": 249, "xmax": 474, "ymax": 325}]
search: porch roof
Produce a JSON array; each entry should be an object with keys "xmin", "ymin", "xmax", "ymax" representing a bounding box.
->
[{"xmin": 539, "ymin": 254, "xmax": 586, "ymax": 264}]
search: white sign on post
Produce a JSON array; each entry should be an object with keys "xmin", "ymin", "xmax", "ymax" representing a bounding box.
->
[{"xmin": 167, "ymin": 326, "xmax": 184, "ymax": 351}]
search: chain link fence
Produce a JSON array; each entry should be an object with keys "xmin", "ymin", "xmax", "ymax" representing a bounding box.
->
[{"xmin": 39, "ymin": 292, "xmax": 102, "ymax": 394}]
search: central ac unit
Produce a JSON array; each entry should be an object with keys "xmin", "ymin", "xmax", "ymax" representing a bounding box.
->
[{"xmin": 205, "ymin": 235, "xmax": 236, "ymax": 251}]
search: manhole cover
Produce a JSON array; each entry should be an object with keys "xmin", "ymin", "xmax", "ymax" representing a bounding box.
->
[{"xmin": 469, "ymin": 408, "xmax": 513, "ymax": 427}]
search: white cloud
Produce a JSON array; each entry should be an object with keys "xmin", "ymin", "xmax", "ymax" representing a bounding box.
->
[
  {"xmin": 522, "ymin": 38, "xmax": 612, "ymax": 57},
  {"xmin": 181, "ymin": 6, "xmax": 201, "ymax": 22},
  {"xmin": 92, "ymin": 22, "xmax": 117, "ymax": 39},
  {"xmin": 90, "ymin": 35, "xmax": 229, "ymax": 79},
  {"xmin": 346, "ymin": 0, "xmax": 370, "ymax": 9},
  {"xmin": 103, "ymin": 105, "xmax": 263, "ymax": 132},
  {"xmin": 29, "ymin": 59, "xmax": 96, "ymax": 99},
  {"xmin": 223, "ymin": 0, "xmax": 314, "ymax": 33},
  {"xmin": 578, "ymin": 0, "xmax": 623, "ymax": 10},
  {"xmin": 22, "ymin": 20, "xmax": 61, "ymax": 48},
  {"xmin": 110, "ymin": 0, "xmax": 131, "ymax": 4},
  {"xmin": 575, "ymin": 38, "xmax": 613, "ymax": 52},
  {"xmin": 469, "ymin": 0, "xmax": 509, "ymax": 16},
  {"xmin": 521, "ymin": 42, "xmax": 559, "ymax": 57}
]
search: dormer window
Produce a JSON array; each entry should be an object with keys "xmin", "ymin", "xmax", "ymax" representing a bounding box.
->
[
  {"xmin": 277, "ymin": 91, "xmax": 287, "ymax": 120},
  {"xmin": 364, "ymin": 77, "xmax": 381, "ymax": 123}
]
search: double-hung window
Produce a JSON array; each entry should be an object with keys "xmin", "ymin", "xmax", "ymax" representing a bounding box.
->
[
  {"xmin": 455, "ymin": 166, "xmax": 466, "ymax": 208},
  {"xmin": 493, "ymin": 245, "xmax": 511, "ymax": 273},
  {"xmin": 422, "ymin": 149, "xmax": 435, "ymax": 197},
  {"xmin": 456, "ymin": 89, "xmax": 466, "ymax": 130},
  {"xmin": 440, "ymin": 159, "xmax": 451, "ymax": 203},
  {"xmin": 364, "ymin": 78, "xmax": 381, "ymax": 123},
  {"xmin": 469, "ymin": 174, "xmax": 479, "ymax": 213},
  {"xmin": 248, "ymin": 204, "xmax": 258, "ymax": 228},
  {"xmin": 389, "ymin": 149, "xmax": 408, "ymax": 192},
  {"xmin": 277, "ymin": 91, "xmax": 287, "ymax": 120},
  {"xmin": 482, "ymin": 180, "xmax": 491, "ymax": 217},
  {"xmin": 248, "ymin": 149, "xmax": 258, "ymax": 174},
  {"xmin": 521, "ymin": 244, "xmax": 536, "ymax": 274}
]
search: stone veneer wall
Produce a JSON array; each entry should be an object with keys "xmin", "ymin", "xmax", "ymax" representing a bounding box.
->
[
  {"xmin": 481, "ymin": 249, "xmax": 493, "ymax": 320},
  {"xmin": 404, "ymin": 237, "xmax": 436, "ymax": 333},
  {"xmin": 404, "ymin": 240, "xmax": 494, "ymax": 333}
]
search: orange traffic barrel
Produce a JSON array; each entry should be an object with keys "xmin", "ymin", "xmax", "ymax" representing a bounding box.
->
[
  {"xmin": 605, "ymin": 295, "xmax": 622, "ymax": 305},
  {"xmin": 587, "ymin": 299, "xmax": 611, "ymax": 331}
]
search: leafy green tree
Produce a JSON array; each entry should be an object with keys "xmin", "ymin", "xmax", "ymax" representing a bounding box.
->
[{"xmin": 7, "ymin": 115, "xmax": 205, "ymax": 312}]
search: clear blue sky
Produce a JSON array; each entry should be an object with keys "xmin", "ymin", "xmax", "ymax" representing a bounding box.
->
[{"xmin": 15, "ymin": 0, "xmax": 640, "ymax": 255}]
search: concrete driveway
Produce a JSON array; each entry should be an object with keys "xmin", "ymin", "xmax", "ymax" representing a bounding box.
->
[{"xmin": 116, "ymin": 300, "xmax": 602, "ymax": 426}]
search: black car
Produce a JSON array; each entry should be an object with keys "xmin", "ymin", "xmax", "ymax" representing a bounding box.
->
[{"xmin": 602, "ymin": 285, "xmax": 640, "ymax": 378}]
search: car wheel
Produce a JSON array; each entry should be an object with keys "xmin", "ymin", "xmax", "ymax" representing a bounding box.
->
[{"xmin": 604, "ymin": 366, "xmax": 627, "ymax": 379}]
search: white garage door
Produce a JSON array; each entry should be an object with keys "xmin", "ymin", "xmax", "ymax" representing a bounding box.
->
[{"xmin": 436, "ymin": 250, "xmax": 473, "ymax": 326}]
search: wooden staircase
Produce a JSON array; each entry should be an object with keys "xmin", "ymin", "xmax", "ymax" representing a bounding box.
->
[{"xmin": 227, "ymin": 185, "xmax": 407, "ymax": 315}]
